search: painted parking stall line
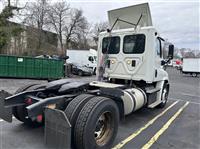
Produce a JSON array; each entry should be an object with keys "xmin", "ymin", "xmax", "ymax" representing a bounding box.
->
[
  {"xmin": 169, "ymin": 98, "xmax": 200, "ymax": 105},
  {"xmin": 112, "ymin": 101, "xmax": 179, "ymax": 149},
  {"xmin": 141, "ymin": 101, "xmax": 189, "ymax": 149},
  {"xmin": 0, "ymin": 117, "xmax": 15, "ymax": 122},
  {"xmin": 181, "ymin": 93, "xmax": 200, "ymax": 98}
]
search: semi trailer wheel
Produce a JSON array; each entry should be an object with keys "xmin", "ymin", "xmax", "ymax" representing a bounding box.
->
[
  {"xmin": 74, "ymin": 96, "xmax": 119, "ymax": 149},
  {"xmin": 64, "ymin": 94, "xmax": 94, "ymax": 147},
  {"xmin": 157, "ymin": 83, "xmax": 169, "ymax": 108},
  {"xmin": 13, "ymin": 84, "xmax": 44, "ymax": 126}
]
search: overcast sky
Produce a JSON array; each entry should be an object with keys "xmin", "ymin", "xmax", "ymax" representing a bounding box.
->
[{"xmin": 0, "ymin": 0, "xmax": 199, "ymax": 50}]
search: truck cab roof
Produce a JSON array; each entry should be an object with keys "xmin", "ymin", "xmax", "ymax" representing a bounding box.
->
[{"xmin": 99, "ymin": 26, "xmax": 158, "ymax": 37}]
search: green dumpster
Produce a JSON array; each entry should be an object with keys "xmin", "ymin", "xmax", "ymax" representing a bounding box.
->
[{"xmin": 0, "ymin": 55, "xmax": 64, "ymax": 79}]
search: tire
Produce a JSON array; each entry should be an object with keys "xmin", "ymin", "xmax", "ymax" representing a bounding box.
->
[
  {"xmin": 192, "ymin": 73, "xmax": 197, "ymax": 77},
  {"xmin": 78, "ymin": 70, "xmax": 83, "ymax": 76},
  {"xmin": 157, "ymin": 83, "xmax": 169, "ymax": 108},
  {"xmin": 13, "ymin": 84, "xmax": 38, "ymax": 121},
  {"xmin": 65, "ymin": 94, "xmax": 94, "ymax": 123},
  {"xmin": 64, "ymin": 94, "xmax": 94, "ymax": 147},
  {"xmin": 13, "ymin": 84, "xmax": 44, "ymax": 126},
  {"xmin": 74, "ymin": 96, "xmax": 119, "ymax": 149}
]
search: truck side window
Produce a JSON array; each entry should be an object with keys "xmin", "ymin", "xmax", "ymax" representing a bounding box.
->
[
  {"xmin": 123, "ymin": 34, "xmax": 145, "ymax": 54},
  {"xmin": 156, "ymin": 38, "xmax": 162, "ymax": 57},
  {"xmin": 102, "ymin": 36, "xmax": 120, "ymax": 54}
]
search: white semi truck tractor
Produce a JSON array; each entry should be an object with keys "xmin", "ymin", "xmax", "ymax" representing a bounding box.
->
[{"xmin": 0, "ymin": 3, "xmax": 174, "ymax": 149}]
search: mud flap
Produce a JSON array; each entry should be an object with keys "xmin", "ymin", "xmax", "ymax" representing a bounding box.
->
[
  {"xmin": 45, "ymin": 108, "xmax": 71, "ymax": 149},
  {"xmin": 0, "ymin": 90, "xmax": 12, "ymax": 122}
]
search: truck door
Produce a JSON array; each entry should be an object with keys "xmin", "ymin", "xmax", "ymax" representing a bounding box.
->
[{"xmin": 154, "ymin": 37, "xmax": 164, "ymax": 80}]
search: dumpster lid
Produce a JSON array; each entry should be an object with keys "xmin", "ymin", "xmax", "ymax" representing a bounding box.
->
[{"xmin": 108, "ymin": 3, "xmax": 152, "ymax": 30}]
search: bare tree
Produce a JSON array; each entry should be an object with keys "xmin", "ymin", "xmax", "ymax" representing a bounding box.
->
[
  {"xmin": 92, "ymin": 21, "xmax": 109, "ymax": 45},
  {"xmin": 23, "ymin": 0, "xmax": 48, "ymax": 30},
  {"xmin": 23, "ymin": 0, "xmax": 49, "ymax": 51},
  {"xmin": 64, "ymin": 8, "xmax": 88, "ymax": 50},
  {"xmin": 47, "ymin": 1, "xmax": 70, "ymax": 56}
]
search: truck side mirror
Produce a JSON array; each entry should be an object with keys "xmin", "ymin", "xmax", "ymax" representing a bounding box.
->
[{"xmin": 168, "ymin": 44, "xmax": 174, "ymax": 60}]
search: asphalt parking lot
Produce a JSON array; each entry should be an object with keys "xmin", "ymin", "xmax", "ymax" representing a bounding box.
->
[{"xmin": 0, "ymin": 67, "xmax": 199, "ymax": 149}]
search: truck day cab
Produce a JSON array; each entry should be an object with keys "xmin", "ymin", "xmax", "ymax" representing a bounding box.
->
[{"xmin": 0, "ymin": 3, "xmax": 174, "ymax": 149}]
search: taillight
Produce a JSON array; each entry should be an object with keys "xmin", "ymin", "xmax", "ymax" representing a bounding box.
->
[
  {"xmin": 25, "ymin": 98, "xmax": 32, "ymax": 105},
  {"xmin": 37, "ymin": 115, "xmax": 43, "ymax": 123}
]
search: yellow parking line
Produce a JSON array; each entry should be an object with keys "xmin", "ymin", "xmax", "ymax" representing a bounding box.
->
[
  {"xmin": 0, "ymin": 117, "xmax": 15, "ymax": 122},
  {"xmin": 112, "ymin": 101, "xmax": 179, "ymax": 149},
  {"xmin": 142, "ymin": 101, "xmax": 189, "ymax": 149}
]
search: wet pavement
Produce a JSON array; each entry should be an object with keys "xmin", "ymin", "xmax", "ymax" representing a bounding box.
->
[{"xmin": 0, "ymin": 67, "xmax": 199, "ymax": 149}]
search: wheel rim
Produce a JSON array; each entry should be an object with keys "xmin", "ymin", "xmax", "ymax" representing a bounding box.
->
[
  {"xmin": 162, "ymin": 87, "xmax": 168, "ymax": 104},
  {"xmin": 94, "ymin": 112, "xmax": 112, "ymax": 146},
  {"xmin": 192, "ymin": 73, "xmax": 196, "ymax": 77}
]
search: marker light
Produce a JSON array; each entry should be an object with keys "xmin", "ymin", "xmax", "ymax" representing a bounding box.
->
[
  {"xmin": 127, "ymin": 60, "xmax": 131, "ymax": 65},
  {"xmin": 111, "ymin": 60, "xmax": 115, "ymax": 64}
]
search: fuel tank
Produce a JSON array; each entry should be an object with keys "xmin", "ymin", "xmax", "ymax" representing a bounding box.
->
[{"xmin": 121, "ymin": 88, "xmax": 147, "ymax": 115}]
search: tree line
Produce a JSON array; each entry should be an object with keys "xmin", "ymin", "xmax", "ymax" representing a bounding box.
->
[{"xmin": 0, "ymin": 0, "xmax": 109, "ymax": 56}]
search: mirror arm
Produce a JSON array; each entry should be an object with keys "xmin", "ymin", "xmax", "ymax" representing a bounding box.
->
[{"xmin": 161, "ymin": 58, "xmax": 171, "ymax": 66}]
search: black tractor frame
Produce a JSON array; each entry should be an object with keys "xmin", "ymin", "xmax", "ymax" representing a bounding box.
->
[{"xmin": 0, "ymin": 78, "xmax": 125, "ymax": 149}]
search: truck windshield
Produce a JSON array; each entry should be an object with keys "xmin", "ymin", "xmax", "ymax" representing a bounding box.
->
[
  {"xmin": 102, "ymin": 36, "xmax": 120, "ymax": 54},
  {"xmin": 123, "ymin": 34, "xmax": 145, "ymax": 54}
]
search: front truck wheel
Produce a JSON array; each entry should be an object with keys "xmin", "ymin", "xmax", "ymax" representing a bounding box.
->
[
  {"xmin": 157, "ymin": 82, "xmax": 169, "ymax": 108},
  {"xmin": 74, "ymin": 96, "xmax": 119, "ymax": 149}
]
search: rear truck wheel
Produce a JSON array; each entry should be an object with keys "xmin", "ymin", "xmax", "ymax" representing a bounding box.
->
[
  {"xmin": 13, "ymin": 84, "xmax": 38, "ymax": 121},
  {"xmin": 64, "ymin": 94, "xmax": 94, "ymax": 147},
  {"xmin": 65, "ymin": 94, "xmax": 94, "ymax": 123},
  {"xmin": 157, "ymin": 83, "xmax": 169, "ymax": 108},
  {"xmin": 74, "ymin": 96, "xmax": 119, "ymax": 149},
  {"xmin": 15, "ymin": 105, "xmax": 43, "ymax": 126},
  {"xmin": 13, "ymin": 84, "xmax": 44, "ymax": 126}
]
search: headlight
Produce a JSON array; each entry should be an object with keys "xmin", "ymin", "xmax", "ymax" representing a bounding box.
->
[
  {"xmin": 111, "ymin": 60, "xmax": 115, "ymax": 64},
  {"xmin": 127, "ymin": 60, "xmax": 131, "ymax": 65}
]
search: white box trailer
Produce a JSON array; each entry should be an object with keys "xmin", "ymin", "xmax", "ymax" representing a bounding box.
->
[
  {"xmin": 66, "ymin": 49, "xmax": 97, "ymax": 74},
  {"xmin": 182, "ymin": 58, "xmax": 200, "ymax": 77}
]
